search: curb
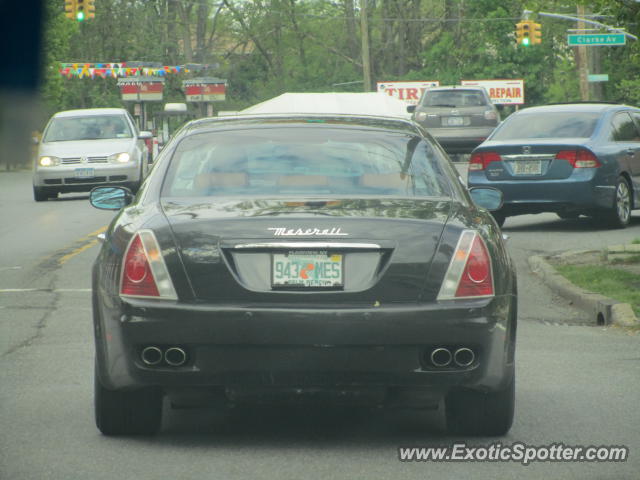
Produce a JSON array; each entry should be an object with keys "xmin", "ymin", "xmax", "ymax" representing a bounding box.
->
[{"xmin": 528, "ymin": 253, "xmax": 639, "ymax": 328}]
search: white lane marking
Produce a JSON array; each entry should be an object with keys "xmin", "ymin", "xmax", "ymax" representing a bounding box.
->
[
  {"xmin": 0, "ymin": 266, "xmax": 22, "ymax": 271},
  {"xmin": 0, "ymin": 288, "xmax": 91, "ymax": 293}
]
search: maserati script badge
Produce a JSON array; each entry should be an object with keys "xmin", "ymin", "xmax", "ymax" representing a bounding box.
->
[{"xmin": 268, "ymin": 227, "xmax": 348, "ymax": 236}]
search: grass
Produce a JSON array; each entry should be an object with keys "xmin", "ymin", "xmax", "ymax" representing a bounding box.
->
[
  {"xmin": 610, "ymin": 254, "xmax": 640, "ymax": 265},
  {"xmin": 556, "ymin": 265, "xmax": 640, "ymax": 316},
  {"xmin": 632, "ymin": 238, "xmax": 640, "ymax": 245}
]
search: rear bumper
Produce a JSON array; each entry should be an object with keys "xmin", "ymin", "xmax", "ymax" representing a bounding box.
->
[
  {"xmin": 94, "ymin": 294, "xmax": 516, "ymax": 400},
  {"xmin": 427, "ymin": 127, "xmax": 495, "ymax": 153},
  {"xmin": 468, "ymin": 173, "xmax": 615, "ymax": 215}
]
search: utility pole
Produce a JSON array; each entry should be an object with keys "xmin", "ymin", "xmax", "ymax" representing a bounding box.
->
[
  {"xmin": 360, "ymin": 0, "xmax": 372, "ymax": 92},
  {"xmin": 576, "ymin": 5, "xmax": 590, "ymax": 101}
]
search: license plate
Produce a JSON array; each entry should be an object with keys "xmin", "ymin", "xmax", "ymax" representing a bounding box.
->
[
  {"xmin": 272, "ymin": 252, "xmax": 343, "ymax": 288},
  {"xmin": 74, "ymin": 167, "xmax": 95, "ymax": 178},
  {"xmin": 445, "ymin": 117, "xmax": 464, "ymax": 126},
  {"xmin": 512, "ymin": 160, "xmax": 542, "ymax": 175}
]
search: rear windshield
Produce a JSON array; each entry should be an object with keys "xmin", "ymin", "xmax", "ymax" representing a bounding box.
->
[
  {"xmin": 421, "ymin": 90, "xmax": 488, "ymax": 107},
  {"xmin": 492, "ymin": 112, "xmax": 600, "ymax": 140},
  {"xmin": 43, "ymin": 115, "xmax": 133, "ymax": 142},
  {"xmin": 162, "ymin": 126, "xmax": 451, "ymax": 198}
]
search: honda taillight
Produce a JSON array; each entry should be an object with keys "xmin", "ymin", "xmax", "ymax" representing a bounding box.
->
[
  {"xmin": 437, "ymin": 230, "xmax": 494, "ymax": 300},
  {"xmin": 469, "ymin": 152, "xmax": 501, "ymax": 171},
  {"xmin": 120, "ymin": 230, "xmax": 178, "ymax": 300},
  {"xmin": 555, "ymin": 149, "xmax": 601, "ymax": 168}
]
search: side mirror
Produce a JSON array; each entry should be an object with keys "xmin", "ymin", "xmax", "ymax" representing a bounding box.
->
[
  {"xmin": 89, "ymin": 186, "xmax": 134, "ymax": 210},
  {"xmin": 406, "ymin": 105, "xmax": 416, "ymax": 114},
  {"xmin": 138, "ymin": 131, "xmax": 153, "ymax": 140},
  {"xmin": 468, "ymin": 187, "xmax": 503, "ymax": 211}
]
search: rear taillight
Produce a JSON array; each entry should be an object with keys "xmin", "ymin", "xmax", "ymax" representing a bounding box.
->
[
  {"xmin": 120, "ymin": 230, "xmax": 178, "ymax": 300},
  {"xmin": 437, "ymin": 230, "xmax": 494, "ymax": 300},
  {"xmin": 555, "ymin": 149, "xmax": 601, "ymax": 168},
  {"xmin": 469, "ymin": 151, "xmax": 501, "ymax": 171},
  {"xmin": 484, "ymin": 110, "xmax": 498, "ymax": 121}
]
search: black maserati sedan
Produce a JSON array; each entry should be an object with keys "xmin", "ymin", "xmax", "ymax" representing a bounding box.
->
[{"xmin": 89, "ymin": 113, "xmax": 517, "ymax": 437}]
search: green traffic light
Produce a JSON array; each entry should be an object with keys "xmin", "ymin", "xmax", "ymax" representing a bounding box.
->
[
  {"xmin": 522, "ymin": 37, "xmax": 530, "ymax": 46},
  {"xmin": 76, "ymin": 11, "xmax": 85, "ymax": 21}
]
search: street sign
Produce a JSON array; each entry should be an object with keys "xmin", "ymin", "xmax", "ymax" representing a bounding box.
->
[
  {"xmin": 587, "ymin": 74, "xmax": 609, "ymax": 82},
  {"xmin": 567, "ymin": 34, "xmax": 626, "ymax": 46}
]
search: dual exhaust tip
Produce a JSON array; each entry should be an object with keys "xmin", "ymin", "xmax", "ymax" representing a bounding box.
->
[
  {"xmin": 141, "ymin": 346, "xmax": 188, "ymax": 367},
  {"xmin": 429, "ymin": 347, "xmax": 475, "ymax": 368}
]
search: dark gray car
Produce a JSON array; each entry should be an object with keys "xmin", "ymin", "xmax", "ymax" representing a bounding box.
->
[
  {"xmin": 409, "ymin": 86, "xmax": 500, "ymax": 154},
  {"xmin": 88, "ymin": 113, "xmax": 516, "ymax": 437}
]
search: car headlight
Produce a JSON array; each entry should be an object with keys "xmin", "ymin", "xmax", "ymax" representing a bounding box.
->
[
  {"xmin": 38, "ymin": 156, "xmax": 60, "ymax": 167},
  {"xmin": 109, "ymin": 152, "xmax": 131, "ymax": 163},
  {"xmin": 415, "ymin": 112, "xmax": 427, "ymax": 122}
]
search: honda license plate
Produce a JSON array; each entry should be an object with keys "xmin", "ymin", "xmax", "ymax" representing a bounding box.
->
[
  {"xmin": 512, "ymin": 160, "xmax": 542, "ymax": 175},
  {"xmin": 272, "ymin": 251, "xmax": 343, "ymax": 288},
  {"xmin": 74, "ymin": 167, "xmax": 95, "ymax": 178}
]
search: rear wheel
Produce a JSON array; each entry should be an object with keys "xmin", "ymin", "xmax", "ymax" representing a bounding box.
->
[
  {"xmin": 94, "ymin": 365, "xmax": 163, "ymax": 435},
  {"xmin": 599, "ymin": 176, "xmax": 631, "ymax": 229},
  {"xmin": 446, "ymin": 371, "xmax": 515, "ymax": 436}
]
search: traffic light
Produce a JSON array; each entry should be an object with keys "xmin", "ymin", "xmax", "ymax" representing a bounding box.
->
[
  {"xmin": 76, "ymin": 0, "xmax": 85, "ymax": 21},
  {"xmin": 516, "ymin": 21, "xmax": 532, "ymax": 46},
  {"xmin": 64, "ymin": 0, "xmax": 76, "ymax": 19},
  {"xmin": 532, "ymin": 21, "xmax": 542, "ymax": 45},
  {"xmin": 86, "ymin": 0, "xmax": 95, "ymax": 19}
]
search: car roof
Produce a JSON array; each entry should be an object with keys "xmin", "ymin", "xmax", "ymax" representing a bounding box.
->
[
  {"xmin": 179, "ymin": 113, "xmax": 421, "ymax": 135},
  {"xmin": 515, "ymin": 103, "xmax": 637, "ymax": 115},
  {"xmin": 53, "ymin": 108, "xmax": 129, "ymax": 118}
]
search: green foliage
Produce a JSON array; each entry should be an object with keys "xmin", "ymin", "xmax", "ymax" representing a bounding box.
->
[
  {"xmin": 556, "ymin": 264, "xmax": 640, "ymax": 315},
  {"xmin": 39, "ymin": 0, "xmax": 640, "ymax": 118}
]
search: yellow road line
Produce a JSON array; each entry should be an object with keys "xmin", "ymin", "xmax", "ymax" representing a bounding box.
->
[
  {"xmin": 58, "ymin": 239, "xmax": 99, "ymax": 265},
  {"xmin": 85, "ymin": 225, "xmax": 108, "ymax": 239}
]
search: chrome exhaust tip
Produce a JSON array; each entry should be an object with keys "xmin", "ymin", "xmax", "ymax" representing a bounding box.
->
[
  {"xmin": 164, "ymin": 347, "xmax": 187, "ymax": 367},
  {"xmin": 430, "ymin": 348, "xmax": 452, "ymax": 367},
  {"xmin": 453, "ymin": 347, "xmax": 475, "ymax": 367},
  {"xmin": 141, "ymin": 346, "xmax": 163, "ymax": 366}
]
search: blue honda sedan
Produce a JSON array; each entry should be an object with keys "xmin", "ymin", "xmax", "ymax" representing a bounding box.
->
[{"xmin": 467, "ymin": 103, "xmax": 640, "ymax": 228}]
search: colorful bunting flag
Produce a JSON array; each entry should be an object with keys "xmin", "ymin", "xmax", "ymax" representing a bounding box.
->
[{"xmin": 58, "ymin": 62, "xmax": 209, "ymax": 78}]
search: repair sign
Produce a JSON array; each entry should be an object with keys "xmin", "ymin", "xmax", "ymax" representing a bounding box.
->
[
  {"xmin": 461, "ymin": 79, "xmax": 524, "ymax": 105},
  {"xmin": 377, "ymin": 81, "xmax": 439, "ymax": 105}
]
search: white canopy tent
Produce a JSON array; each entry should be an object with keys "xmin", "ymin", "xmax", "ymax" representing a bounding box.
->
[{"xmin": 241, "ymin": 92, "xmax": 411, "ymax": 119}]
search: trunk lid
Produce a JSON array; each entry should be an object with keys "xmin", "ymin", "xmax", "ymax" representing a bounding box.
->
[
  {"xmin": 475, "ymin": 138, "xmax": 595, "ymax": 181},
  {"xmin": 162, "ymin": 197, "xmax": 452, "ymax": 304}
]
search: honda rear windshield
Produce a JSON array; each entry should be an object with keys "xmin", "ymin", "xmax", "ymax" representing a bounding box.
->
[
  {"xmin": 492, "ymin": 112, "xmax": 600, "ymax": 140},
  {"xmin": 421, "ymin": 90, "xmax": 488, "ymax": 107},
  {"xmin": 162, "ymin": 127, "xmax": 451, "ymax": 198}
]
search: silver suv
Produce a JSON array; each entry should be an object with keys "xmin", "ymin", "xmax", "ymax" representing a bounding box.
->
[{"xmin": 408, "ymin": 86, "xmax": 500, "ymax": 154}]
